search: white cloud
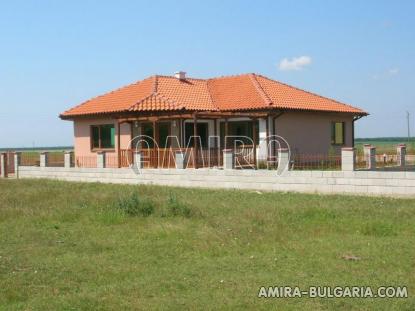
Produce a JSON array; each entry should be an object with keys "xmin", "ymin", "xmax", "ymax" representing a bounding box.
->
[
  {"xmin": 278, "ymin": 56, "xmax": 312, "ymax": 71},
  {"xmin": 388, "ymin": 68, "xmax": 399, "ymax": 75},
  {"xmin": 371, "ymin": 67, "xmax": 399, "ymax": 80}
]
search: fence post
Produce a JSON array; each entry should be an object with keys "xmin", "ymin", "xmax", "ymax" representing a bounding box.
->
[
  {"xmin": 363, "ymin": 144, "xmax": 371, "ymax": 164},
  {"xmin": 397, "ymin": 144, "xmax": 406, "ymax": 167},
  {"xmin": 0, "ymin": 153, "xmax": 7, "ymax": 178},
  {"xmin": 64, "ymin": 151, "xmax": 73, "ymax": 168},
  {"xmin": 134, "ymin": 151, "xmax": 144, "ymax": 169},
  {"xmin": 97, "ymin": 151, "xmax": 105, "ymax": 168},
  {"xmin": 40, "ymin": 152, "xmax": 49, "ymax": 167},
  {"xmin": 277, "ymin": 148, "xmax": 290, "ymax": 174},
  {"xmin": 341, "ymin": 147, "xmax": 355, "ymax": 171},
  {"xmin": 223, "ymin": 149, "xmax": 235, "ymax": 170},
  {"xmin": 367, "ymin": 146, "xmax": 376, "ymax": 170},
  {"xmin": 175, "ymin": 149, "xmax": 185, "ymax": 169},
  {"xmin": 14, "ymin": 152, "xmax": 21, "ymax": 178}
]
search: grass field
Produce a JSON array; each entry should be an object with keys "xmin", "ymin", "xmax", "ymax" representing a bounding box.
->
[
  {"xmin": 355, "ymin": 138, "xmax": 415, "ymax": 155},
  {"xmin": 0, "ymin": 179, "xmax": 414, "ymax": 310}
]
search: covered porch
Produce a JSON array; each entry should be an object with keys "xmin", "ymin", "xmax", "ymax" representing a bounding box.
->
[{"xmin": 116, "ymin": 111, "xmax": 283, "ymax": 169}]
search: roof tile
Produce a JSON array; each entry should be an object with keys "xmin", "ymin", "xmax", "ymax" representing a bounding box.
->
[{"xmin": 61, "ymin": 73, "xmax": 367, "ymax": 117}]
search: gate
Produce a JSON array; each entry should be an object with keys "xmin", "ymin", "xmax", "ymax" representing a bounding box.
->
[
  {"xmin": 0, "ymin": 152, "xmax": 15, "ymax": 177},
  {"xmin": 7, "ymin": 152, "xmax": 15, "ymax": 174}
]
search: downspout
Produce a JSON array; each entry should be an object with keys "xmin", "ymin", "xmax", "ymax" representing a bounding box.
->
[
  {"xmin": 271, "ymin": 111, "xmax": 285, "ymax": 160},
  {"xmin": 352, "ymin": 115, "xmax": 364, "ymax": 148}
]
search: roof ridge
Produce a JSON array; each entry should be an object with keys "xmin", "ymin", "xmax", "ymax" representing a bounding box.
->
[
  {"xmin": 154, "ymin": 74, "xmax": 208, "ymax": 81},
  {"xmin": 153, "ymin": 75, "xmax": 159, "ymax": 93},
  {"xmin": 128, "ymin": 93, "xmax": 155, "ymax": 111},
  {"xmin": 255, "ymin": 74, "xmax": 364, "ymax": 112},
  {"xmin": 205, "ymin": 80, "xmax": 220, "ymax": 111},
  {"xmin": 249, "ymin": 73, "xmax": 273, "ymax": 106},
  {"xmin": 207, "ymin": 72, "xmax": 253, "ymax": 81},
  {"xmin": 129, "ymin": 93, "xmax": 184, "ymax": 111}
]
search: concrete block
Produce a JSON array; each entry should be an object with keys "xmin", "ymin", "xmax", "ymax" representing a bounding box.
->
[
  {"xmin": 397, "ymin": 144, "xmax": 406, "ymax": 167},
  {"xmin": 97, "ymin": 152, "xmax": 105, "ymax": 168},
  {"xmin": 0, "ymin": 153, "xmax": 7, "ymax": 178},
  {"xmin": 341, "ymin": 148, "xmax": 355, "ymax": 172},
  {"xmin": 64, "ymin": 152, "xmax": 73, "ymax": 168},
  {"xmin": 174, "ymin": 150, "xmax": 185, "ymax": 169},
  {"xmin": 277, "ymin": 148, "xmax": 289, "ymax": 175},
  {"xmin": 40, "ymin": 152, "xmax": 49, "ymax": 167},
  {"xmin": 134, "ymin": 151, "xmax": 144, "ymax": 169},
  {"xmin": 223, "ymin": 149, "xmax": 235, "ymax": 170}
]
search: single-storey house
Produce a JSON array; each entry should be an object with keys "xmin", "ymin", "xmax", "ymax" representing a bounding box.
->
[{"xmin": 60, "ymin": 72, "xmax": 367, "ymax": 168}]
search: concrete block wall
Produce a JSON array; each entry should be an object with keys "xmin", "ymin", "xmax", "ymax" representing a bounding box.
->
[{"xmin": 16, "ymin": 166, "xmax": 415, "ymax": 197}]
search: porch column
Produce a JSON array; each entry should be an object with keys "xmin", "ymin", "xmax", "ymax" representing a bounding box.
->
[
  {"xmin": 265, "ymin": 115, "xmax": 270, "ymax": 165},
  {"xmin": 341, "ymin": 147, "xmax": 355, "ymax": 171},
  {"xmin": 271, "ymin": 115, "xmax": 277, "ymax": 164},
  {"xmin": 258, "ymin": 118, "xmax": 267, "ymax": 164},
  {"xmin": 153, "ymin": 120, "xmax": 159, "ymax": 168},
  {"xmin": 193, "ymin": 113, "xmax": 198, "ymax": 169},
  {"xmin": 178, "ymin": 118, "xmax": 182, "ymax": 148},
  {"xmin": 117, "ymin": 121, "xmax": 121, "ymax": 168},
  {"xmin": 213, "ymin": 118, "xmax": 218, "ymax": 148},
  {"xmin": 180, "ymin": 119, "xmax": 185, "ymax": 148},
  {"xmin": 252, "ymin": 119, "xmax": 257, "ymax": 169},
  {"xmin": 397, "ymin": 144, "xmax": 406, "ymax": 167},
  {"xmin": 224, "ymin": 118, "xmax": 229, "ymax": 149},
  {"xmin": 0, "ymin": 153, "xmax": 7, "ymax": 178}
]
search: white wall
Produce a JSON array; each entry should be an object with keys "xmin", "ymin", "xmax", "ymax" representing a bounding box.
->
[{"xmin": 17, "ymin": 166, "xmax": 415, "ymax": 197}]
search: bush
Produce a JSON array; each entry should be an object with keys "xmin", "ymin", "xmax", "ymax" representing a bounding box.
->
[
  {"xmin": 115, "ymin": 192, "xmax": 154, "ymax": 217},
  {"xmin": 167, "ymin": 193, "xmax": 191, "ymax": 217}
]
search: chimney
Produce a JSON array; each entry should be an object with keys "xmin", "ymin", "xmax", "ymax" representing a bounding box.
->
[{"xmin": 174, "ymin": 71, "xmax": 186, "ymax": 80}]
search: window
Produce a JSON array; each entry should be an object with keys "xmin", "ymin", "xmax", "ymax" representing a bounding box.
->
[
  {"xmin": 331, "ymin": 122, "xmax": 345, "ymax": 145},
  {"xmin": 91, "ymin": 124, "xmax": 115, "ymax": 149},
  {"xmin": 220, "ymin": 120, "xmax": 259, "ymax": 147},
  {"xmin": 141, "ymin": 123, "xmax": 154, "ymax": 148},
  {"xmin": 185, "ymin": 123, "xmax": 208, "ymax": 148}
]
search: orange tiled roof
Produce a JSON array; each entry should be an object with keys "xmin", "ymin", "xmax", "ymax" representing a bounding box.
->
[{"xmin": 61, "ymin": 73, "xmax": 367, "ymax": 117}]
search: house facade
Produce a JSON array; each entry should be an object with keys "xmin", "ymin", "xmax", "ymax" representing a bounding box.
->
[{"xmin": 60, "ymin": 72, "xmax": 367, "ymax": 168}]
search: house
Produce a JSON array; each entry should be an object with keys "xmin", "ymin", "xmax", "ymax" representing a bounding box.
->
[{"xmin": 60, "ymin": 72, "xmax": 367, "ymax": 168}]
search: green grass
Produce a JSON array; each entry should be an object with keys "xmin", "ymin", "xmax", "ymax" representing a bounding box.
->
[
  {"xmin": 0, "ymin": 179, "xmax": 414, "ymax": 310},
  {"xmin": 355, "ymin": 138, "xmax": 415, "ymax": 155}
]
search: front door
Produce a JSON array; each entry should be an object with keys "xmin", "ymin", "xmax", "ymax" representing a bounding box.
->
[
  {"xmin": 158, "ymin": 122, "xmax": 170, "ymax": 148},
  {"xmin": 185, "ymin": 122, "xmax": 208, "ymax": 148}
]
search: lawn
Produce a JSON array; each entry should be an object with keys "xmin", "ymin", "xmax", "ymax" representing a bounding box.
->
[
  {"xmin": 0, "ymin": 179, "xmax": 414, "ymax": 310},
  {"xmin": 355, "ymin": 138, "xmax": 415, "ymax": 155}
]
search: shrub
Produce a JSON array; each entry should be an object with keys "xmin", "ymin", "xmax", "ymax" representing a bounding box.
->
[
  {"xmin": 115, "ymin": 192, "xmax": 154, "ymax": 217},
  {"xmin": 167, "ymin": 193, "xmax": 191, "ymax": 217}
]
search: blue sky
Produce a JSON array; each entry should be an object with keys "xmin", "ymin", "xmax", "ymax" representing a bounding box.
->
[{"xmin": 1, "ymin": 0, "xmax": 414, "ymax": 147}]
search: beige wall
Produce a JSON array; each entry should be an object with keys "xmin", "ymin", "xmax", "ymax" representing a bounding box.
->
[
  {"xmin": 73, "ymin": 118, "xmax": 131, "ymax": 157},
  {"xmin": 72, "ymin": 111, "xmax": 355, "ymax": 156},
  {"xmin": 275, "ymin": 111, "xmax": 354, "ymax": 155}
]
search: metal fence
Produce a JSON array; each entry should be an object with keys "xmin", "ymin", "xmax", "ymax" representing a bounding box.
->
[
  {"xmin": 291, "ymin": 154, "xmax": 341, "ymax": 170},
  {"xmin": 75, "ymin": 156, "xmax": 97, "ymax": 168}
]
